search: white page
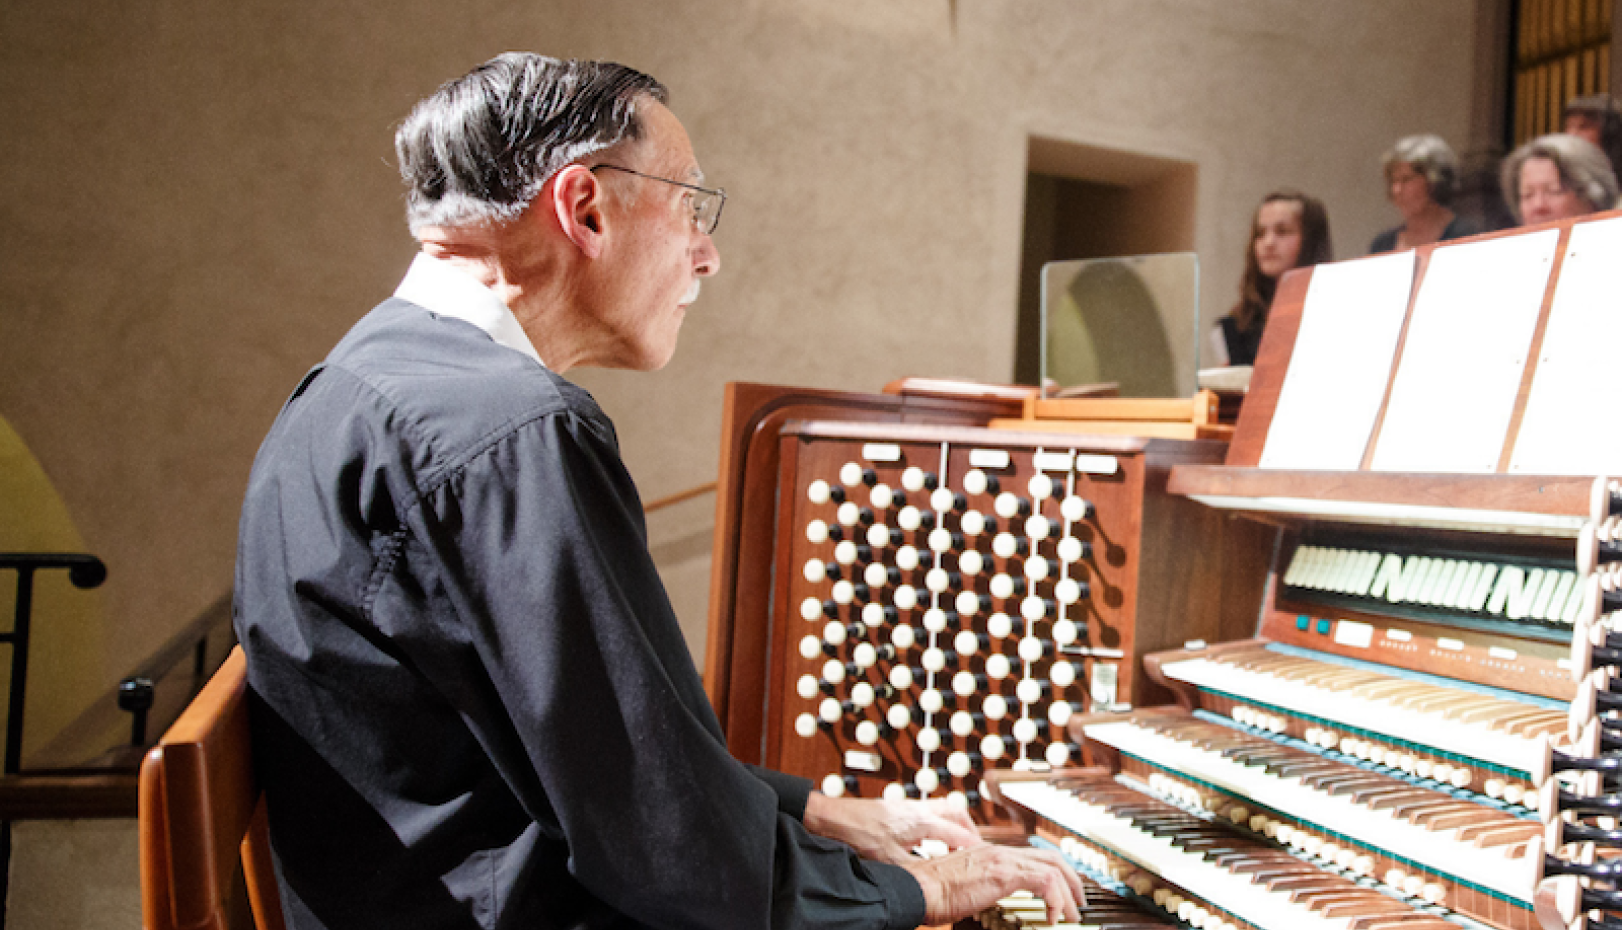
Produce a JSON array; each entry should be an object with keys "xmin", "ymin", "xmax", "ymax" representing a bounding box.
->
[
  {"xmin": 1371, "ymin": 230, "xmax": 1558, "ymax": 473},
  {"xmin": 1259, "ymin": 251, "xmax": 1415, "ymax": 470},
  {"xmin": 1511, "ymin": 216, "xmax": 1622, "ymax": 475}
]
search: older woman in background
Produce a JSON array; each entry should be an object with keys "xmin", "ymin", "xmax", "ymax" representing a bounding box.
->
[
  {"xmin": 1501, "ymin": 133, "xmax": 1619, "ymax": 225},
  {"xmin": 1368, "ymin": 134, "xmax": 1480, "ymax": 253},
  {"xmin": 1208, "ymin": 191, "xmax": 1332, "ymax": 368}
]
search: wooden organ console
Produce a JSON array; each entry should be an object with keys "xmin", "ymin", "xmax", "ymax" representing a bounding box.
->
[
  {"xmin": 703, "ymin": 381, "xmax": 1272, "ymax": 821},
  {"xmin": 985, "ymin": 210, "xmax": 1622, "ymax": 930},
  {"xmin": 704, "ymin": 210, "xmax": 1622, "ymax": 930}
]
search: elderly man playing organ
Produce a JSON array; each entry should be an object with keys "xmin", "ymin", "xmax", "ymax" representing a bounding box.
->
[{"xmin": 232, "ymin": 53, "xmax": 1082, "ymax": 930}]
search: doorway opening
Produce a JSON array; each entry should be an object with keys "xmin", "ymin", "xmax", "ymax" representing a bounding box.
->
[{"xmin": 1013, "ymin": 138, "xmax": 1199, "ymax": 392}]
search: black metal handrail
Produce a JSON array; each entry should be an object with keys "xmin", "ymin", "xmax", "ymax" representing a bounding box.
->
[{"xmin": 0, "ymin": 554, "xmax": 105, "ymax": 776}]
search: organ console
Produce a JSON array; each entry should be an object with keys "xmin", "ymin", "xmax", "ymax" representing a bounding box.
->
[{"xmin": 705, "ymin": 209, "xmax": 1622, "ymax": 930}]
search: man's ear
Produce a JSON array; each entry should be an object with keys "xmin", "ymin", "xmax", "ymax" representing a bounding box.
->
[{"xmin": 549, "ymin": 165, "xmax": 607, "ymax": 258}]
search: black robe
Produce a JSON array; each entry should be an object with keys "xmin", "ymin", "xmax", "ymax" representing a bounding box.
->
[{"xmin": 235, "ymin": 296, "xmax": 924, "ymax": 930}]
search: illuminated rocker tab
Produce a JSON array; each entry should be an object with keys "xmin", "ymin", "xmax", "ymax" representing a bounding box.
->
[{"xmin": 1281, "ymin": 543, "xmax": 1583, "ymax": 633}]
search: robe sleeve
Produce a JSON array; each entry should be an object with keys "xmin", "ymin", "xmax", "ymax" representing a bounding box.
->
[{"xmin": 397, "ymin": 407, "xmax": 925, "ymax": 930}]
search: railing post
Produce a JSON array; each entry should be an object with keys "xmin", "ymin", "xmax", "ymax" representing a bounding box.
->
[
  {"xmin": 3, "ymin": 568, "xmax": 33, "ymax": 777},
  {"xmin": 0, "ymin": 554, "xmax": 107, "ymax": 774}
]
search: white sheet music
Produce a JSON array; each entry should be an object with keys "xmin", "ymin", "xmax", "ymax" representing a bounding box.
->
[
  {"xmin": 1371, "ymin": 231, "xmax": 1558, "ymax": 474},
  {"xmin": 1510, "ymin": 216, "xmax": 1622, "ymax": 475},
  {"xmin": 1259, "ymin": 252, "xmax": 1414, "ymax": 470}
]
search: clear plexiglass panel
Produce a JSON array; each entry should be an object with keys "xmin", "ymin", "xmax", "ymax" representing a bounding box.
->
[{"xmin": 1040, "ymin": 252, "xmax": 1198, "ymax": 398}]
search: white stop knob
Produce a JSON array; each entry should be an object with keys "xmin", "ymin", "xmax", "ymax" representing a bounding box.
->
[
  {"xmin": 795, "ymin": 714, "xmax": 818, "ymax": 738},
  {"xmin": 850, "ymin": 681, "xmax": 875, "ymax": 707},
  {"xmin": 1028, "ymin": 474, "xmax": 1054, "ymax": 500},
  {"xmin": 901, "ymin": 467, "xmax": 925, "ymax": 492},
  {"xmin": 806, "ymin": 519, "xmax": 829, "ymax": 544},
  {"xmin": 799, "ymin": 635, "xmax": 822, "ymax": 660},
  {"xmin": 1049, "ymin": 660, "xmax": 1075, "ymax": 688},
  {"xmin": 1016, "ymin": 677, "xmax": 1042, "ymax": 704},
  {"xmin": 800, "ymin": 597, "xmax": 823, "ymax": 621},
  {"xmin": 1048, "ymin": 701, "xmax": 1072, "ymax": 727},
  {"xmin": 1057, "ymin": 536, "xmax": 1084, "ymax": 563},
  {"xmin": 1013, "ymin": 717, "xmax": 1038, "ymax": 744},
  {"xmin": 1053, "ymin": 618, "xmax": 1079, "ymax": 645},
  {"xmin": 819, "ymin": 697, "xmax": 842, "ymax": 723},
  {"xmin": 915, "ymin": 768, "xmax": 939, "ymax": 794},
  {"xmin": 986, "ymin": 612, "xmax": 1013, "ymax": 638},
  {"xmin": 958, "ymin": 550, "xmax": 983, "ymax": 575},
  {"xmin": 807, "ymin": 480, "xmax": 831, "ymax": 504},
  {"xmin": 888, "ymin": 662, "xmax": 914, "ymax": 691},
  {"xmin": 852, "ymin": 643, "xmax": 877, "ymax": 669},
  {"xmin": 981, "ymin": 734, "xmax": 1005, "ymax": 760},
  {"xmin": 954, "ymin": 630, "xmax": 980, "ymax": 656},
  {"xmin": 803, "ymin": 559, "xmax": 827, "ymax": 583},
  {"xmin": 870, "ymin": 484, "xmax": 893, "ymax": 510},
  {"xmin": 890, "ymin": 625, "xmax": 915, "ymax": 650},
  {"xmin": 962, "ymin": 469, "xmax": 988, "ymax": 495},
  {"xmin": 983, "ymin": 694, "xmax": 1009, "ymax": 720},
  {"xmin": 917, "ymin": 726, "xmax": 941, "ymax": 752},
  {"xmin": 952, "ymin": 670, "xmax": 978, "ymax": 696},
  {"xmin": 1018, "ymin": 635, "xmax": 1046, "ymax": 662},
  {"xmin": 985, "ymin": 654, "xmax": 1012, "ymax": 680},
  {"xmin": 855, "ymin": 721, "xmax": 880, "ymax": 746}
]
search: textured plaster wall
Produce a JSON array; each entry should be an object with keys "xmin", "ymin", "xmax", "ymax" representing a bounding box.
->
[{"xmin": 0, "ymin": 1, "xmax": 1480, "ymax": 705}]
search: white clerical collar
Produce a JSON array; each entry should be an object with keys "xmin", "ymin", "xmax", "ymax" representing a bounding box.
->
[{"xmin": 393, "ymin": 252, "xmax": 546, "ymax": 368}]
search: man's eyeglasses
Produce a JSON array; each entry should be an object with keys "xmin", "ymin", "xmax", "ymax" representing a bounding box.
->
[{"xmin": 590, "ymin": 165, "xmax": 726, "ymax": 235}]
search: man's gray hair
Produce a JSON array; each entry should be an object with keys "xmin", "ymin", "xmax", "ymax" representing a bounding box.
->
[
  {"xmin": 1382, "ymin": 134, "xmax": 1459, "ymax": 205},
  {"xmin": 1500, "ymin": 132, "xmax": 1620, "ymax": 222},
  {"xmin": 396, "ymin": 53, "xmax": 667, "ymax": 232}
]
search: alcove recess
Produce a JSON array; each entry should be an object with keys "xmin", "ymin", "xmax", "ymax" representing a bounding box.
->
[{"xmin": 1013, "ymin": 137, "xmax": 1199, "ymax": 387}]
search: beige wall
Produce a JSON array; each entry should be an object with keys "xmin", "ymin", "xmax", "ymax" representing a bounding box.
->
[{"xmin": 0, "ymin": 1, "xmax": 1484, "ymax": 717}]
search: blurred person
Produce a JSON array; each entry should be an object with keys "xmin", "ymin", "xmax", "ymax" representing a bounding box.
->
[
  {"xmin": 1368, "ymin": 134, "xmax": 1481, "ymax": 253},
  {"xmin": 1562, "ymin": 93, "xmax": 1622, "ymax": 180},
  {"xmin": 1501, "ymin": 132, "xmax": 1619, "ymax": 225},
  {"xmin": 1207, "ymin": 192, "xmax": 1331, "ymax": 368}
]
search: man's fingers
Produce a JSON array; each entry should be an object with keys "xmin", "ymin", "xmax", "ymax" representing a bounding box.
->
[{"xmin": 927, "ymin": 817, "xmax": 983, "ymax": 850}]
